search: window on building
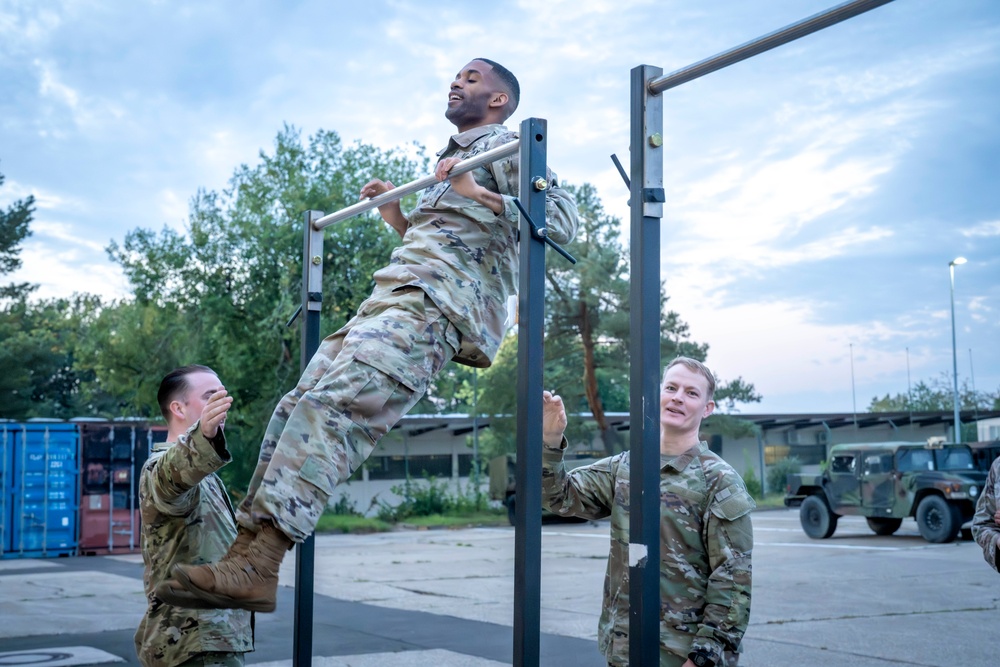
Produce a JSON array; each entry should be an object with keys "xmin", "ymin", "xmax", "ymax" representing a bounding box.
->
[{"xmin": 367, "ymin": 454, "xmax": 454, "ymax": 480}]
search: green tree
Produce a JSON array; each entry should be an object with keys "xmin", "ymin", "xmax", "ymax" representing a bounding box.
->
[
  {"xmin": 0, "ymin": 167, "xmax": 36, "ymax": 302},
  {"xmin": 476, "ymin": 185, "xmax": 760, "ymax": 457},
  {"xmin": 92, "ymin": 126, "xmax": 429, "ymax": 492},
  {"xmin": 868, "ymin": 374, "xmax": 999, "ymax": 412},
  {"xmin": 0, "ymin": 295, "xmax": 115, "ymax": 419}
]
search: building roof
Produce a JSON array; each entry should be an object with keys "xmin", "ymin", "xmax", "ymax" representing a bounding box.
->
[{"xmin": 393, "ymin": 410, "xmax": 1000, "ymax": 437}]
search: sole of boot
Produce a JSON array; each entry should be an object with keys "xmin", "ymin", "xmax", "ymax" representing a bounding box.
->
[
  {"xmin": 171, "ymin": 565, "xmax": 277, "ymax": 613},
  {"xmin": 154, "ymin": 579, "xmax": 226, "ymax": 610}
]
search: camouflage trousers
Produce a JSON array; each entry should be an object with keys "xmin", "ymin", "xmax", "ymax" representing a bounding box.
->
[{"xmin": 236, "ymin": 286, "xmax": 460, "ymax": 541}]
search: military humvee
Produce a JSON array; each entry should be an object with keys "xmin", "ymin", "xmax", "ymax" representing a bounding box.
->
[{"xmin": 784, "ymin": 439, "xmax": 986, "ymax": 543}]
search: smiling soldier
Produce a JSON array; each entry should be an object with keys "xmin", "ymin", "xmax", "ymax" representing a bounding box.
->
[
  {"xmin": 156, "ymin": 59, "xmax": 579, "ymax": 613},
  {"xmin": 540, "ymin": 357, "xmax": 755, "ymax": 667}
]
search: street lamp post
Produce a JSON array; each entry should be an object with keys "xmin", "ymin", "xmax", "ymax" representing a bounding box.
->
[{"xmin": 949, "ymin": 257, "xmax": 967, "ymax": 443}]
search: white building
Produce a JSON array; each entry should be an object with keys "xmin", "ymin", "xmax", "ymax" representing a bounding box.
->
[{"xmin": 334, "ymin": 409, "xmax": 1000, "ymax": 514}]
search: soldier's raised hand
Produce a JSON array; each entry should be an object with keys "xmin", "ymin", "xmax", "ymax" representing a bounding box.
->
[
  {"xmin": 200, "ymin": 389, "xmax": 232, "ymax": 440},
  {"xmin": 542, "ymin": 391, "xmax": 567, "ymax": 449}
]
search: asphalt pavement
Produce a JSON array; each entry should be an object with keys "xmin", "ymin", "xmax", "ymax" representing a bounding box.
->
[{"xmin": 2, "ymin": 510, "xmax": 998, "ymax": 666}]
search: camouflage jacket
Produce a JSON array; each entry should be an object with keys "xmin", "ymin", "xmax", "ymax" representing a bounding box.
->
[
  {"xmin": 972, "ymin": 455, "xmax": 1000, "ymax": 572},
  {"xmin": 542, "ymin": 441, "xmax": 754, "ymax": 666},
  {"xmin": 134, "ymin": 424, "xmax": 253, "ymax": 667},
  {"xmin": 370, "ymin": 123, "xmax": 578, "ymax": 368}
]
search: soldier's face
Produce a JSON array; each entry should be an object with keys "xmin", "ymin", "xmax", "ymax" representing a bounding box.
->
[
  {"xmin": 659, "ymin": 365, "xmax": 715, "ymax": 435},
  {"xmin": 445, "ymin": 60, "xmax": 504, "ymax": 131},
  {"xmin": 176, "ymin": 371, "xmax": 225, "ymax": 431}
]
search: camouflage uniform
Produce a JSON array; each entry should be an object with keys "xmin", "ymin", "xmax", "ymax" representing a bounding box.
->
[
  {"xmin": 542, "ymin": 441, "xmax": 754, "ymax": 667},
  {"xmin": 238, "ymin": 123, "xmax": 579, "ymax": 541},
  {"xmin": 972, "ymin": 455, "xmax": 1000, "ymax": 572},
  {"xmin": 135, "ymin": 425, "xmax": 253, "ymax": 667}
]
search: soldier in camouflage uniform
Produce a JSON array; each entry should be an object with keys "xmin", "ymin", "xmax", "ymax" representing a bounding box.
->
[
  {"xmin": 541, "ymin": 357, "xmax": 754, "ymax": 667},
  {"xmin": 971, "ymin": 455, "xmax": 1000, "ymax": 572},
  {"xmin": 136, "ymin": 365, "xmax": 253, "ymax": 667},
  {"xmin": 157, "ymin": 58, "xmax": 579, "ymax": 612}
]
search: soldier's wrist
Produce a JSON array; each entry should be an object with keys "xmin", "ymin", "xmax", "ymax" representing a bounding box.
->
[{"xmin": 542, "ymin": 434, "xmax": 566, "ymax": 450}]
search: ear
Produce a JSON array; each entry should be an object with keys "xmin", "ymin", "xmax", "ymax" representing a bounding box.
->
[
  {"xmin": 489, "ymin": 91, "xmax": 509, "ymax": 109},
  {"xmin": 703, "ymin": 399, "xmax": 716, "ymax": 419},
  {"xmin": 168, "ymin": 399, "xmax": 186, "ymax": 425}
]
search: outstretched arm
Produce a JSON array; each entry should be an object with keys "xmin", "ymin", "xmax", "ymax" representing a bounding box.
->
[
  {"xmin": 360, "ymin": 179, "xmax": 409, "ymax": 238},
  {"xmin": 145, "ymin": 390, "xmax": 233, "ymax": 515},
  {"xmin": 540, "ymin": 391, "xmax": 616, "ymax": 520}
]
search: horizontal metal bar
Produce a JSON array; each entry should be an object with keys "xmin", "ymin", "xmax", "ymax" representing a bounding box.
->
[
  {"xmin": 313, "ymin": 139, "xmax": 520, "ymax": 230},
  {"xmin": 648, "ymin": 0, "xmax": 895, "ymax": 95}
]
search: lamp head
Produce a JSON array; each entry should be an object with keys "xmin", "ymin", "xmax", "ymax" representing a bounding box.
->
[{"xmin": 949, "ymin": 257, "xmax": 967, "ymax": 267}]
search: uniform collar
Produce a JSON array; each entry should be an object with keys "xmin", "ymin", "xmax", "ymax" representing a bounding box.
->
[
  {"xmin": 437, "ymin": 123, "xmax": 508, "ymax": 156},
  {"xmin": 661, "ymin": 441, "xmax": 708, "ymax": 472},
  {"xmin": 152, "ymin": 441, "xmax": 175, "ymax": 453}
]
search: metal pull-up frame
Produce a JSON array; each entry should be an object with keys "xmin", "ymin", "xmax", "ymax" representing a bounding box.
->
[
  {"xmin": 628, "ymin": 0, "xmax": 895, "ymax": 663},
  {"xmin": 293, "ymin": 117, "xmax": 553, "ymax": 667}
]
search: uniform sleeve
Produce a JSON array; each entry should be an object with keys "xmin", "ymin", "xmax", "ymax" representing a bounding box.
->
[
  {"xmin": 972, "ymin": 458, "xmax": 1000, "ymax": 572},
  {"xmin": 691, "ymin": 479, "xmax": 755, "ymax": 661},
  {"xmin": 488, "ymin": 136, "xmax": 580, "ymax": 246},
  {"xmin": 145, "ymin": 422, "xmax": 231, "ymax": 517},
  {"xmin": 540, "ymin": 439, "xmax": 616, "ymax": 520}
]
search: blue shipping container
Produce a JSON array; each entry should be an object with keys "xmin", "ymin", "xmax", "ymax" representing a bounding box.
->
[
  {"xmin": 1, "ymin": 423, "xmax": 13, "ymax": 555},
  {"xmin": 5, "ymin": 423, "xmax": 80, "ymax": 558}
]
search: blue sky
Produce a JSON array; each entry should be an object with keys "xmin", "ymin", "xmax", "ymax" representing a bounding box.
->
[{"xmin": 1, "ymin": 0, "xmax": 998, "ymax": 415}]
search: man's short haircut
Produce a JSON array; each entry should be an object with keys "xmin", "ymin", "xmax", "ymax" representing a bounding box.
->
[
  {"xmin": 663, "ymin": 356, "xmax": 716, "ymax": 400},
  {"xmin": 475, "ymin": 57, "xmax": 520, "ymax": 117},
  {"xmin": 158, "ymin": 364, "xmax": 217, "ymax": 421}
]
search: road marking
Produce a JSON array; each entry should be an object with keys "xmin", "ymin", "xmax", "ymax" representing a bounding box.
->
[{"xmin": 0, "ymin": 647, "xmax": 123, "ymax": 667}]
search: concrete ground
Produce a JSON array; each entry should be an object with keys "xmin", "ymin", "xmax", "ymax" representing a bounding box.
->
[{"xmin": 2, "ymin": 509, "xmax": 998, "ymax": 666}]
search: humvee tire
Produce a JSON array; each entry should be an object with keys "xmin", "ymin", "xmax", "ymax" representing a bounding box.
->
[
  {"xmin": 800, "ymin": 495, "xmax": 838, "ymax": 539},
  {"xmin": 866, "ymin": 517, "xmax": 903, "ymax": 536}
]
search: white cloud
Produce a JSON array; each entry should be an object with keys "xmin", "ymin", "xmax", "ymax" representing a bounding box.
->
[
  {"xmin": 9, "ymin": 238, "xmax": 128, "ymax": 301},
  {"xmin": 961, "ymin": 220, "xmax": 1000, "ymax": 238}
]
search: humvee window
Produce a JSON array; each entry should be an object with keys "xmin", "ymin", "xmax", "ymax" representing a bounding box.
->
[
  {"xmin": 934, "ymin": 447, "xmax": 974, "ymax": 471},
  {"xmin": 863, "ymin": 454, "xmax": 892, "ymax": 475},
  {"xmin": 831, "ymin": 455, "xmax": 855, "ymax": 474},
  {"xmin": 898, "ymin": 449, "xmax": 934, "ymax": 472}
]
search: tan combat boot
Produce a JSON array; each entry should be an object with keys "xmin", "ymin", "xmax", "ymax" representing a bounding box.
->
[
  {"xmin": 169, "ymin": 522, "xmax": 293, "ymax": 612},
  {"xmin": 154, "ymin": 526, "xmax": 257, "ymax": 610}
]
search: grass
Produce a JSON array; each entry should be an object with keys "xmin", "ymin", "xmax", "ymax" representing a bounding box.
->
[
  {"xmin": 397, "ymin": 510, "xmax": 509, "ymax": 529},
  {"xmin": 315, "ymin": 508, "xmax": 508, "ymax": 534},
  {"xmin": 315, "ymin": 514, "xmax": 395, "ymax": 534},
  {"xmin": 754, "ymin": 493, "xmax": 789, "ymax": 509}
]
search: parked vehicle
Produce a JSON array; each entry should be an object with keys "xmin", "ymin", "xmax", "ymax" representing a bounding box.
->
[
  {"xmin": 488, "ymin": 453, "xmax": 602, "ymax": 525},
  {"xmin": 969, "ymin": 441, "xmax": 1000, "ymax": 472},
  {"xmin": 784, "ymin": 439, "xmax": 985, "ymax": 544}
]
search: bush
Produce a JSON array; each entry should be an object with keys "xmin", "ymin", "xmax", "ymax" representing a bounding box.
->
[
  {"xmin": 742, "ymin": 464, "xmax": 763, "ymax": 500},
  {"xmin": 329, "ymin": 493, "xmax": 360, "ymax": 516},
  {"xmin": 766, "ymin": 456, "xmax": 802, "ymax": 495},
  {"xmin": 377, "ymin": 476, "xmax": 456, "ymax": 522}
]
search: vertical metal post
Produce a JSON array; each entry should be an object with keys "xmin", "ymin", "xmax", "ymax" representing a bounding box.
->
[
  {"xmin": 514, "ymin": 117, "xmax": 548, "ymax": 667},
  {"xmin": 949, "ymin": 260, "xmax": 962, "ymax": 443},
  {"xmin": 108, "ymin": 426, "xmax": 115, "ymax": 552},
  {"xmin": 293, "ymin": 210, "xmax": 324, "ymax": 667},
  {"xmin": 629, "ymin": 64, "xmax": 663, "ymax": 667}
]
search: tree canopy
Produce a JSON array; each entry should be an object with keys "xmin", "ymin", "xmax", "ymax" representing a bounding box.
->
[
  {"xmin": 474, "ymin": 183, "xmax": 761, "ymax": 458},
  {"xmin": 2, "ymin": 134, "xmax": 764, "ymax": 491}
]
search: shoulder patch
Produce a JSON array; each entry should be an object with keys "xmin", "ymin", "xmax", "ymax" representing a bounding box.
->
[{"xmin": 710, "ymin": 485, "xmax": 756, "ymax": 520}]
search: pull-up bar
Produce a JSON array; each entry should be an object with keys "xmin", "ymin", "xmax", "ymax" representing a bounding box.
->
[
  {"xmin": 313, "ymin": 139, "xmax": 521, "ymax": 229},
  {"xmin": 648, "ymin": 0, "xmax": 894, "ymax": 94}
]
